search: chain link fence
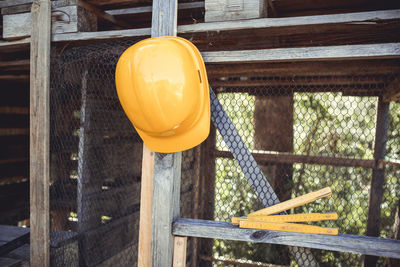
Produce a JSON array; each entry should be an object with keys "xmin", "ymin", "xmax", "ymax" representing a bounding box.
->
[{"xmin": 49, "ymin": 39, "xmax": 400, "ymax": 266}]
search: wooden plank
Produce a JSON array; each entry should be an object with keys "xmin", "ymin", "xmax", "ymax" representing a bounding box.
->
[
  {"xmin": 106, "ymin": 2, "xmax": 204, "ymax": 16},
  {"xmin": 364, "ymin": 95, "xmax": 390, "ymax": 267},
  {"xmin": 151, "ymin": 151, "xmax": 182, "ymax": 266},
  {"xmin": 29, "ymin": 0, "xmax": 51, "ymax": 266},
  {"xmin": 49, "ymin": 9, "xmax": 400, "ymax": 42},
  {"xmin": 138, "ymin": 145, "xmax": 154, "ymax": 267},
  {"xmin": 202, "ymin": 43, "xmax": 400, "ymax": 63},
  {"xmin": 172, "ymin": 236, "xmax": 187, "ymax": 267},
  {"xmin": 206, "ymin": 60, "xmax": 400, "ymax": 77},
  {"xmin": 138, "ymin": 1, "xmax": 181, "ymax": 267},
  {"xmin": 0, "ymin": 107, "xmax": 29, "ymax": 114},
  {"xmin": 173, "ymin": 218, "xmax": 400, "ymax": 259},
  {"xmin": 205, "ymin": 0, "xmax": 266, "ymax": 22},
  {"xmin": 180, "ymin": 9, "xmax": 400, "ymax": 33},
  {"xmin": 210, "ymin": 75, "xmax": 390, "ymax": 87},
  {"xmin": 215, "ymin": 150, "xmax": 378, "ymax": 168},
  {"xmin": 0, "ymin": 0, "xmax": 32, "ymax": 8},
  {"xmin": 3, "ymin": 6, "xmax": 80, "ymax": 39}
]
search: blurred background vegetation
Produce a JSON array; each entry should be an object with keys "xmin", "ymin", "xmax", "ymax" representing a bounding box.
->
[{"xmin": 211, "ymin": 92, "xmax": 400, "ymax": 266}]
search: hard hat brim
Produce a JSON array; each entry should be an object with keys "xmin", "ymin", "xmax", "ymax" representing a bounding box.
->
[{"xmin": 135, "ymin": 100, "xmax": 210, "ymax": 153}]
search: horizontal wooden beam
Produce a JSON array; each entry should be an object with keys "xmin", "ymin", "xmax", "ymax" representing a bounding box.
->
[
  {"xmin": 202, "ymin": 43, "xmax": 400, "ymax": 63},
  {"xmin": 0, "ymin": 60, "xmax": 30, "ymax": 70},
  {"xmin": 0, "ymin": 0, "xmax": 32, "ymax": 8},
  {"xmin": 206, "ymin": 60, "xmax": 400, "ymax": 77},
  {"xmin": 172, "ymin": 218, "xmax": 400, "ymax": 259},
  {"xmin": 210, "ymin": 75, "xmax": 390, "ymax": 87},
  {"xmin": 1, "ymin": 9, "xmax": 400, "ymax": 50},
  {"xmin": 215, "ymin": 150, "xmax": 378, "ymax": 168},
  {"xmin": 106, "ymin": 1, "xmax": 204, "ymax": 16},
  {"xmin": 178, "ymin": 9, "xmax": 400, "ymax": 33}
]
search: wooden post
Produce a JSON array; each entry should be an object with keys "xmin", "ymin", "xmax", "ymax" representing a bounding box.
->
[
  {"xmin": 137, "ymin": 0, "xmax": 180, "ymax": 266},
  {"xmin": 30, "ymin": 0, "xmax": 51, "ymax": 266},
  {"xmin": 364, "ymin": 95, "xmax": 390, "ymax": 267}
]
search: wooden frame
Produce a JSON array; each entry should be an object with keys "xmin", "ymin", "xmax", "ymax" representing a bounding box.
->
[
  {"xmin": 173, "ymin": 218, "xmax": 400, "ymax": 259},
  {"xmin": 16, "ymin": 0, "xmax": 400, "ymax": 264},
  {"xmin": 137, "ymin": 1, "xmax": 182, "ymax": 266},
  {"xmin": 30, "ymin": 0, "xmax": 51, "ymax": 266}
]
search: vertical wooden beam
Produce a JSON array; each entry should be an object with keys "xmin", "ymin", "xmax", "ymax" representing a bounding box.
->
[
  {"xmin": 198, "ymin": 124, "xmax": 216, "ymax": 267},
  {"xmin": 138, "ymin": 145, "xmax": 155, "ymax": 267},
  {"xmin": 173, "ymin": 236, "xmax": 188, "ymax": 267},
  {"xmin": 30, "ymin": 0, "xmax": 51, "ymax": 266},
  {"xmin": 137, "ymin": 1, "xmax": 180, "ymax": 266},
  {"xmin": 364, "ymin": 95, "xmax": 390, "ymax": 267}
]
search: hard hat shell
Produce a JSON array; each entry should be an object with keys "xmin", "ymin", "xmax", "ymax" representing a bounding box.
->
[{"xmin": 115, "ymin": 36, "xmax": 210, "ymax": 153}]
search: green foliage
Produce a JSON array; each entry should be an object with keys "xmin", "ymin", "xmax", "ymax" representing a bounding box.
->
[{"xmin": 212, "ymin": 92, "xmax": 400, "ymax": 266}]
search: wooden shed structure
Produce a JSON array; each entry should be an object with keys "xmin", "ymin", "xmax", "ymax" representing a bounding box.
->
[{"xmin": 0, "ymin": 0, "xmax": 400, "ymax": 266}]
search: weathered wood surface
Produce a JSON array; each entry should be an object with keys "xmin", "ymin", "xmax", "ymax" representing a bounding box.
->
[
  {"xmin": 215, "ymin": 150, "xmax": 378, "ymax": 169},
  {"xmin": 47, "ymin": 9, "xmax": 400, "ymax": 42},
  {"xmin": 365, "ymin": 95, "xmax": 390, "ymax": 267},
  {"xmin": 206, "ymin": 60, "xmax": 400, "ymax": 77},
  {"xmin": 151, "ymin": 152, "xmax": 182, "ymax": 266},
  {"xmin": 138, "ymin": 1, "xmax": 182, "ymax": 267},
  {"xmin": 4, "ymin": 6, "xmax": 82, "ymax": 39},
  {"xmin": 202, "ymin": 43, "xmax": 400, "ymax": 63},
  {"xmin": 0, "ymin": 0, "xmax": 32, "ymax": 8},
  {"xmin": 173, "ymin": 218, "xmax": 400, "ymax": 259},
  {"xmin": 205, "ymin": 0, "xmax": 266, "ymax": 22},
  {"xmin": 107, "ymin": 2, "xmax": 204, "ymax": 16},
  {"xmin": 30, "ymin": 0, "xmax": 51, "ymax": 266},
  {"xmin": 182, "ymin": 9, "xmax": 400, "ymax": 33}
]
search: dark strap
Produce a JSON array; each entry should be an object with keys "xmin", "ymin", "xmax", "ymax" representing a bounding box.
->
[{"xmin": 209, "ymin": 87, "xmax": 280, "ymax": 207}]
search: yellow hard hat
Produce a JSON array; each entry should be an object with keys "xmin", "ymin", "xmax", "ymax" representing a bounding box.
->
[{"xmin": 115, "ymin": 36, "xmax": 210, "ymax": 153}]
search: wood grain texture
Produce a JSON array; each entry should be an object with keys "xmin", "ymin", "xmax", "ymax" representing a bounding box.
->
[
  {"xmin": 202, "ymin": 43, "xmax": 400, "ymax": 63},
  {"xmin": 182, "ymin": 9, "xmax": 400, "ymax": 33},
  {"xmin": 29, "ymin": 0, "xmax": 51, "ymax": 266},
  {"xmin": 138, "ymin": 1, "xmax": 181, "ymax": 267},
  {"xmin": 364, "ymin": 95, "xmax": 390, "ymax": 267},
  {"xmin": 138, "ymin": 145, "xmax": 154, "ymax": 267},
  {"xmin": 173, "ymin": 218, "xmax": 400, "ymax": 259},
  {"xmin": 151, "ymin": 152, "xmax": 182, "ymax": 266},
  {"xmin": 173, "ymin": 236, "xmax": 187, "ymax": 267},
  {"xmin": 3, "ymin": 6, "xmax": 80, "ymax": 39},
  {"xmin": 151, "ymin": 0, "xmax": 177, "ymax": 37},
  {"xmin": 205, "ymin": 0, "xmax": 266, "ymax": 22}
]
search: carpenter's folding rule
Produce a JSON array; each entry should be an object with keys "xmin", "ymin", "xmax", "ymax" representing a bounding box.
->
[{"xmin": 231, "ymin": 187, "xmax": 339, "ymax": 235}]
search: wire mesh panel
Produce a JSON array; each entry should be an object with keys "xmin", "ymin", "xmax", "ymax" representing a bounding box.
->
[
  {"xmin": 197, "ymin": 60, "xmax": 400, "ymax": 266},
  {"xmin": 49, "ymin": 39, "xmax": 199, "ymax": 266}
]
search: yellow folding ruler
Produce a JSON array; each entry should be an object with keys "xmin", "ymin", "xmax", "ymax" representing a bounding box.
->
[{"xmin": 232, "ymin": 187, "xmax": 339, "ymax": 235}]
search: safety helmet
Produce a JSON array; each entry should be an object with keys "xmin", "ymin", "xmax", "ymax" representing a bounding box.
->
[{"xmin": 115, "ymin": 36, "xmax": 210, "ymax": 153}]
